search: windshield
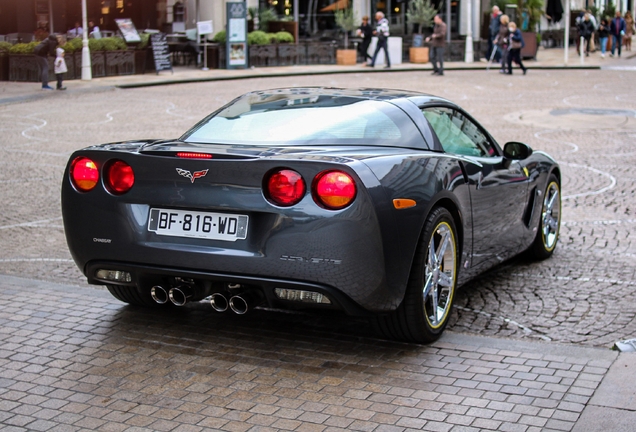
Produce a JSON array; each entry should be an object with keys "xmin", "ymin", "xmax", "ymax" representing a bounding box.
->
[{"xmin": 182, "ymin": 93, "xmax": 425, "ymax": 148}]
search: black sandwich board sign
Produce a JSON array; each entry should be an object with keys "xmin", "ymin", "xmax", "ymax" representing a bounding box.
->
[
  {"xmin": 150, "ymin": 32, "xmax": 173, "ymax": 74},
  {"xmin": 226, "ymin": 2, "xmax": 248, "ymax": 69}
]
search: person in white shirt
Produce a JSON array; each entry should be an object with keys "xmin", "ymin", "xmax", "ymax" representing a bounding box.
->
[
  {"xmin": 68, "ymin": 21, "xmax": 83, "ymax": 38},
  {"xmin": 369, "ymin": 11, "xmax": 390, "ymax": 68}
]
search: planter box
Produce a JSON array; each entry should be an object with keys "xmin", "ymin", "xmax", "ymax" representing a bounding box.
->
[
  {"xmin": 0, "ymin": 54, "xmax": 9, "ymax": 81},
  {"xmin": 105, "ymin": 50, "xmax": 134, "ymax": 76},
  {"xmin": 521, "ymin": 32, "xmax": 538, "ymax": 59},
  {"xmin": 8, "ymin": 54, "xmax": 48, "ymax": 82},
  {"xmin": 73, "ymin": 51, "xmax": 106, "ymax": 78},
  {"xmin": 336, "ymin": 49, "xmax": 357, "ymax": 65},
  {"xmin": 409, "ymin": 46, "xmax": 429, "ymax": 63}
]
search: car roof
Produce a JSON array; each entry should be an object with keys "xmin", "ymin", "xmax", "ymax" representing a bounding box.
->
[{"xmin": 241, "ymin": 87, "xmax": 454, "ymax": 106}]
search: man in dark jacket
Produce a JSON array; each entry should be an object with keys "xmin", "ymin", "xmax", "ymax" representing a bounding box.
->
[
  {"xmin": 34, "ymin": 34, "xmax": 58, "ymax": 90},
  {"xmin": 426, "ymin": 15, "xmax": 447, "ymax": 75},
  {"xmin": 610, "ymin": 11, "xmax": 626, "ymax": 57},
  {"xmin": 578, "ymin": 13, "xmax": 595, "ymax": 56},
  {"xmin": 489, "ymin": 6, "xmax": 502, "ymax": 61},
  {"xmin": 357, "ymin": 16, "xmax": 373, "ymax": 63}
]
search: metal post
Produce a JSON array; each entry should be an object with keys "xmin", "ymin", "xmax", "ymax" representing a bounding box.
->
[
  {"xmin": 81, "ymin": 0, "xmax": 92, "ymax": 80},
  {"xmin": 465, "ymin": 0, "xmax": 474, "ymax": 62},
  {"xmin": 580, "ymin": 36, "xmax": 585, "ymax": 63},
  {"xmin": 446, "ymin": 0, "xmax": 451, "ymax": 43},
  {"xmin": 564, "ymin": 0, "xmax": 570, "ymax": 64},
  {"xmin": 49, "ymin": 0, "xmax": 54, "ymax": 33}
]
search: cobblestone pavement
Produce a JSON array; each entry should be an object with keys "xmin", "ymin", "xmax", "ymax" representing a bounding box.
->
[
  {"xmin": 0, "ymin": 275, "xmax": 620, "ymax": 432},
  {"xmin": 0, "ymin": 68, "xmax": 635, "ymax": 430}
]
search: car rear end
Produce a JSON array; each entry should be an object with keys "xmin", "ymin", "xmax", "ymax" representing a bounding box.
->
[{"xmin": 61, "ymin": 141, "xmax": 397, "ymax": 315}]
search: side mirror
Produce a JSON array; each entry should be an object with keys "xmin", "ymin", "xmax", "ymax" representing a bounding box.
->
[{"xmin": 503, "ymin": 142, "xmax": 533, "ymax": 160}]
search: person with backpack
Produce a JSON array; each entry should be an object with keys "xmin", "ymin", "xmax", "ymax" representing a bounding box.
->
[{"xmin": 34, "ymin": 34, "xmax": 58, "ymax": 90}]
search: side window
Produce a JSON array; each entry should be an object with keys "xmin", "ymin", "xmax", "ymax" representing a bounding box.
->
[{"xmin": 422, "ymin": 107, "xmax": 495, "ymax": 157}]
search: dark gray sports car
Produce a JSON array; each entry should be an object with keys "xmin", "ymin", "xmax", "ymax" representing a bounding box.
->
[{"xmin": 62, "ymin": 87, "xmax": 561, "ymax": 343}]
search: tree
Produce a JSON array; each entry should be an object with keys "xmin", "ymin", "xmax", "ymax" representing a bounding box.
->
[
  {"xmin": 334, "ymin": 7, "xmax": 358, "ymax": 49},
  {"xmin": 518, "ymin": 0, "xmax": 544, "ymax": 31},
  {"xmin": 406, "ymin": 0, "xmax": 438, "ymax": 35}
]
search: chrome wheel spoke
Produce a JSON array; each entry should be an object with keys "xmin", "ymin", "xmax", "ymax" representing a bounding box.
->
[
  {"xmin": 423, "ymin": 273, "xmax": 434, "ymax": 298},
  {"xmin": 435, "ymin": 228, "xmax": 450, "ymax": 263},
  {"xmin": 438, "ymin": 271, "xmax": 453, "ymax": 287}
]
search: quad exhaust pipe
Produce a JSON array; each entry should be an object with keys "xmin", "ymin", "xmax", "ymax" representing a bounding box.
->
[{"xmin": 151, "ymin": 284, "xmax": 262, "ymax": 313}]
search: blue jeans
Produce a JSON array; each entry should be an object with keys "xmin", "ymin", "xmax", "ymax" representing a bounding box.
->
[
  {"xmin": 611, "ymin": 34, "xmax": 622, "ymax": 56},
  {"xmin": 599, "ymin": 37, "xmax": 608, "ymax": 55}
]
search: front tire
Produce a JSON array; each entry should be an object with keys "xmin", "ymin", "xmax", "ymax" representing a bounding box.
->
[
  {"xmin": 375, "ymin": 207, "xmax": 459, "ymax": 343},
  {"xmin": 529, "ymin": 174, "xmax": 561, "ymax": 260}
]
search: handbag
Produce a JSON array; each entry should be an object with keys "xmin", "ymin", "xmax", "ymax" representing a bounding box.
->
[{"xmin": 511, "ymin": 39, "xmax": 522, "ymax": 49}]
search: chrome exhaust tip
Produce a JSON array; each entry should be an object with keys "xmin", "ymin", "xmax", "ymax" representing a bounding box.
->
[
  {"xmin": 210, "ymin": 293, "xmax": 228, "ymax": 312},
  {"xmin": 150, "ymin": 285, "xmax": 168, "ymax": 304},
  {"xmin": 229, "ymin": 292, "xmax": 263, "ymax": 315},
  {"xmin": 229, "ymin": 295, "xmax": 249, "ymax": 314},
  {"xmin": 169, "ymin": 286, "xmax": 192, "ymax": 306}
]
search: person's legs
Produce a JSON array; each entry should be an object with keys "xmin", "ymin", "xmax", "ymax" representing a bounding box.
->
[
  {"xmin": 515, "ymin": 50, "xmax": 526, "ymax": 74},
  {"xmin": 430, "ymin": 47, "xmax": 439, "ymax": 72},
  {"xmin": 437, "ymin": 47, "xmax": 444, "ymax": 74},
  {"xmin": 382, "ymin": 40, "xmax": 390, "ymax": 67},
  {"xmin": 617, "ymin": 34, "xmax": 622, "ymax": 56},
  {"xmin": 370, "ymin": 42, "xmax": 382, "ymax": 67},
  {"xmin": 600, "ymin": 37, "xmax": 607, "ymax": 56},
  {"xmin": 507, "ymin": 50, "xmax": 514, "ymax": 74},
  {"xmin": 37, "ymin": 56, "xmax": 50, "ymax": 88},
  {"xmin": 585, "ymin": 36, "xmax": 591, "ymax": 55}
]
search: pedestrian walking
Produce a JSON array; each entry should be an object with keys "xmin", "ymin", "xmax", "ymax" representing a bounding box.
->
[
  {"xmin": 598, "ymin": 17, "xmax": 610, "ymax": 58},
  {"xmin": 506, "ymin": 22, "xmax": 527, "ymax": 75},
  {"xmin": 54, "ymin": 47, "xmax": 67, "ymax": 91},
  {"xmin": 488, "ymin": 6, "xmax": 503, "ymax": 62},
  {"xmin": 34, "ymin": 34, "xmax": 58, "ymax": 90},
  {"xmin": 369, "ymin": 11, "xmax": 390, "ymax": 68},
  {"xmin": 425, "ymin": 15, "xmax": 446, "ymax": 76},
  {"xmin": 623, "ymin": 11, "xmax": 634, "ymax": 51},
  {"xmin": 578, "ymin": 13, "xmax": 595, "ymax": 56},
  {"xmin": 356, "ymin": 16, "xmax": 373, "ymax": 64},
  {"xmin": 610, "ymin": 11, "xmax": 626, "ymax": 57},
  {"xmin": 493, "ymin": 14, "xmax": 510, "ymax": 73}
]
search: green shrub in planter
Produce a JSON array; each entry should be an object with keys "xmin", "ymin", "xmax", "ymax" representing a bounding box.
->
[
  {"xmin": 88, "ymin": 38, "xmax": 105, "ymax": 51},
  {"xmin": 0, "ymin": 41, "xmax": 12, "ymax": 53},
  {"xmin": 101, "ymin": 37, "xmax": 127, "ymax": 51},
  {"xmin": 62, "ymin": 37, "xmax": 83, "ymax": 53},
  {"xmin": 9, "ymin": 42, "xmax": 38, "ymax": 54},
  {"xmin": 212, "ymin": 30, "xmax": 226, "ymax": 44},
  {"xmin": 275, "ymin": 31, "xmax": 294, "ymax": 43},
  {"xmin": 248, "ymin": 30, "xmax": 270, "ymax": 45}
]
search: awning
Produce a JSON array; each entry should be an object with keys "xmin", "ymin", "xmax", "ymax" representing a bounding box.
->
[{"xmin": 320, "ymin": 0, "xmax": 349, "ymax": 12}]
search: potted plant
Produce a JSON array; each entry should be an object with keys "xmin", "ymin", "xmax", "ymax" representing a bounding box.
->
[
  {"xmin": 519, "ymin": 0, "xmax": 544, "ymax": 59},
  {"xmin": 407, "ymin": 0, "xmax": 438, "ymax": 63},
  {"xmin": 334, "ymin": 6, "xmax": 358, "ymax": 65}
]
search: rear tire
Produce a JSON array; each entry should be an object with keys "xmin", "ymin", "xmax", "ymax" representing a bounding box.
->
[
  {"xmin": 375, "ymin": 207, "xmax": 459, "ymax": 343},
  {"xmin": 529, "ymin": 174, "xmax": 561, "ymax": 260},
  {"xmin": 107, "ymin": 285, "xmax": 159, "ymax": 307}
]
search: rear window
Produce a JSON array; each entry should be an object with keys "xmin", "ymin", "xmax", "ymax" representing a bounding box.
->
[{"xmin": 183, "ymin": 95, "xmax": 423, "ymax": 148}]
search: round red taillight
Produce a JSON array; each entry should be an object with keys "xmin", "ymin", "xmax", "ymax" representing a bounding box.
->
[
  {"xmin": 105, "ymin": 160, "xmax": 135, "ymax": 194},
  {"xmin": 266, "ymin": 169, "xmax": 306, "ymax": 207},
  {"xmin": 70, "ymin": 157, "xmax": 99, "ymax": 192},
  {"xmin": 313, "ymin": 170, "xmax": 356, "ymax": 210}
]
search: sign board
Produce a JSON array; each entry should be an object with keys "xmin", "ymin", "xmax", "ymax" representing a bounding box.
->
[
  {"xmin": 226, "ymin": 2, "xmax": 248, "ymax": 69},
  {"xmin": 115, "ymin": 18, "xmax": 141, "ymax": 43},
  {"xmin": 197, "ymin": 20, "xmax": 213, "ymax": 36},
  {"xmin": 150, "ymin": 32, "xmax": 173, "ymax": 74}
]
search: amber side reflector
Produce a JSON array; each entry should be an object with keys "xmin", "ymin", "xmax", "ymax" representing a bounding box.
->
[
  {"xmin": 393, "ymin": 199, "xmax": 416, "ymax": 209},
  {"xmin": 176, "ymin": 152, "xmax": 213, "ymax": 159}
]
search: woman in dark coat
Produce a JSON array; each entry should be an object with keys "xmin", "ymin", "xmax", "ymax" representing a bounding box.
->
[
  {"xmin": 356, "ymin": 16, "xmax": 373, "ymax": 63},
  {"xmin": 507, "ymin": 22, "xmax": 527, "ymax": 75}
]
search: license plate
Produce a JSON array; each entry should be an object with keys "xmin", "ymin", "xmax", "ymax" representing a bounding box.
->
[{"xmin": 148, "ymin": 208, "xmax": 248, "ymax": 241}]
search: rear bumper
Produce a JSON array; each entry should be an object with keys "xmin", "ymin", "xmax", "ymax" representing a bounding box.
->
[{"xmin": 86, "ymin": 261, "xmax": 375, "ymax": 316}]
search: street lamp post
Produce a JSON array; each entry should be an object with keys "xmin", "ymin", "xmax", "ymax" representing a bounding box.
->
[
  {"xmin": 81, "ymin": 0, "xmax": 92, "ymax": 80},
  {"xmin": 465, "ymin": 0, "xmax": 474, "ymax": 63}
]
